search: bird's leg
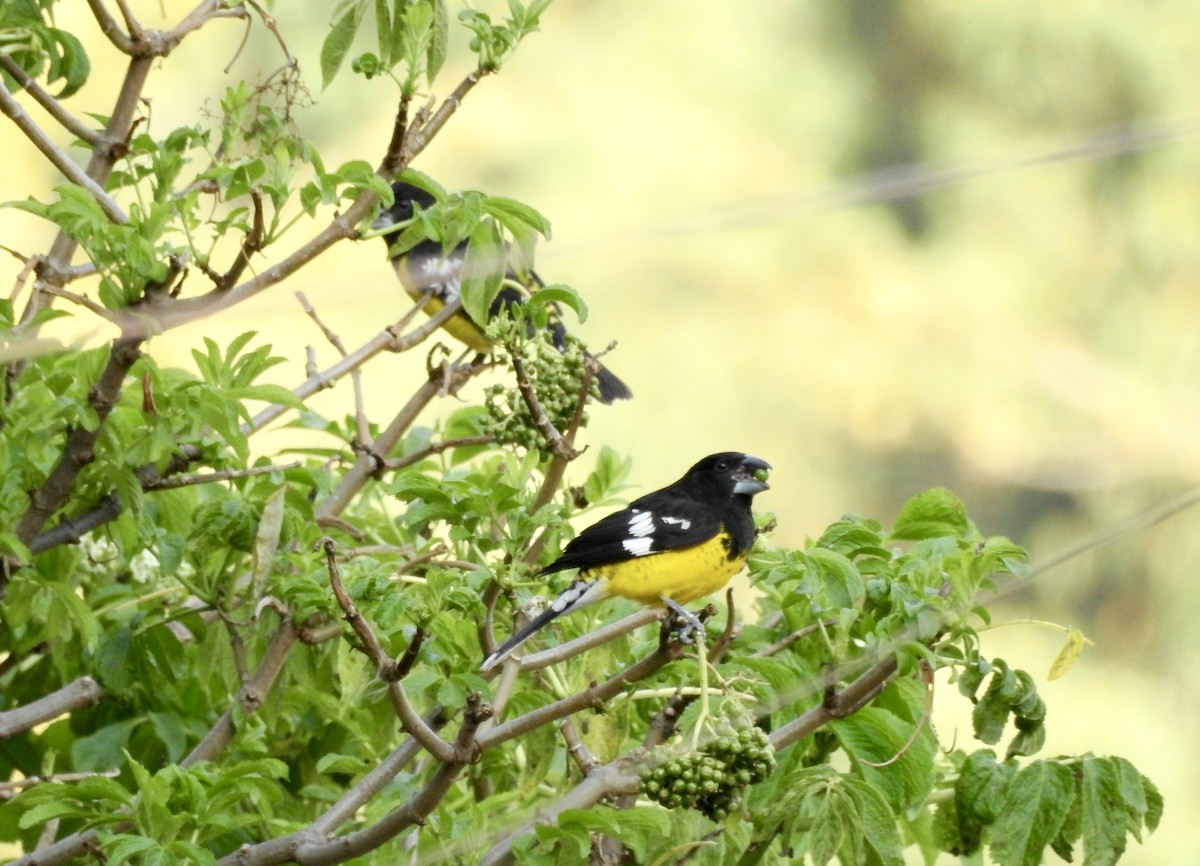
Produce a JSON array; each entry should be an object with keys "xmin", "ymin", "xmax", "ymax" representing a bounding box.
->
[
  {"xmin": 661, "ymin": 597, "xmax": 706, "ymax": 645},
  {"xmin": 660, "ymin": 597, "xmax": 715, "ymax": 750}
]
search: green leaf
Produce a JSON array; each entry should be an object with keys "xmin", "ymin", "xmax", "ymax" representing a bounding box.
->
[
  {"xmin": 957, "ymin": 749, "xmax": 1014, "ymax": 825},
  {"xmin": 531, "ymin": 283, "xmax": 588, "ymax": 323},
  {"xmin": 18, "ymin": 798, "xmax": 90, "ymax": 829},
  {"xmin": 106, "ymin": 834, "xmax": 158, "ymax": 866},
  {"xmin": 321, "ymin": 4, "xmax": 365, "ymax": 88},
  {"xmin": 844, "ymin": 778, "xmax": 905, "ymax": 866},
  {"xmin": 989, "ymin": 760, "xmax": 1074, "ymax": 866},
  {"xmin": 891, "ymin": 488, "xmax": 971, "ymax": 540},
  {"xmin": 460, "ymin": 219, "xmax": 504, "ymax": 326},
  {"xmin": 831, "ymin": 706, "xmax": 935, "ymax": 811},
  {"xmin": 1080, "ymin": 756, "xmax": 1128, "ymax": 866}
]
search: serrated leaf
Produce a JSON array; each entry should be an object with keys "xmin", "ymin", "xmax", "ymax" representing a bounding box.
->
[
  {"xmin": 106, "ymin": 834, "xmax": 158, "ymax": 866},
  {"xmin": 844, "ymin": 778, "xmax": 905, "ymax": 866},
  {"xmin": 1047, "ymin": 627, "xmax": 1086, "ymax": 681},
  {"xmin": 321, "ymin": 5, "xmax": 365, "ymax": 88},
  {"xmin": 957, "ymin": 749, "xmax": 1014, "ymax": 825},
  {"xmin": 1080, "ymin": 756, "xmax": 1128, "ymax": 866},
  {"xmin": 891, "ymin": 488, "xmax": 971, "ymax": 541},
  {"xmin": 251, "ymin": 485, "xmax": 287, "ymax": 591},
  {"xmin": 832, "ymin": 706, "xmax": 935, "ymax": 811},
  {"xmin": 18, "ymin": 798, "xmax": 89, "ymax": 829},
  {"xmin": 990, "ymin": 760, "xmax": 1074, "ymax": 866}
]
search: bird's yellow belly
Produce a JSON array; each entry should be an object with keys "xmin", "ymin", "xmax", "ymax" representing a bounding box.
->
[
  {"xmin": 414, "ymin": 293, "xmax": 492, "ymax": 352},
  {"xmin": 591, "ymin": 534, "xmax": 745, "ymax": 606}
]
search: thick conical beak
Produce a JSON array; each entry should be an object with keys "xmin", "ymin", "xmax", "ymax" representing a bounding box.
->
[{"xmin": 732, "ymin": 455, "xmax": 771, "ymax": 495}]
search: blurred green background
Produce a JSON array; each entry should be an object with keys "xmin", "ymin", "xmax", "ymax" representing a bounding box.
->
[{"xmin": 3, "ymin": 2, "xmax": 1198, "ymax": 863}]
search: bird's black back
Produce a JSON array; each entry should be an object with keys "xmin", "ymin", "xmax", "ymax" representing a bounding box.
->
[{"xmin": 541, "ymin": 452, "xmax": 763, "ymax": 576}]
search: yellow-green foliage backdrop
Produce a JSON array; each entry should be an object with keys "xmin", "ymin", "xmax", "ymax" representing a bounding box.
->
[{"xmin": 3, "ymin": 3, "xmax": 1197, "ymax": 863}]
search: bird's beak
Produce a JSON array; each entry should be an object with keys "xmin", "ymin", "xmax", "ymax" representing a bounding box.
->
[
  {"xmin": 370, "ymin": 211, "xmax": 396, "ymax": 232},
  {"xmin": 732, "ymin": 456, "xmax": 771, "ymax": 495}
]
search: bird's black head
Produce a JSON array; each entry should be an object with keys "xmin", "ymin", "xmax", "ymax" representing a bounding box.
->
[
  {"xmin": 681, "ymin": 452, "xmax": 771, "ymax": 500},
  {"xmin": 371, "ymin": 181, "xmax": 439, "ymax": 241}
]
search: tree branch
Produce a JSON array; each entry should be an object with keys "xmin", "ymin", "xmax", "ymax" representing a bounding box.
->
[
  {"xmin": 768, "ymin": 652, "xmax": 900, "ymax": 751},
  {"xmin": 0, "ymin": 676, "xmax": 103, "ymax": 739},
  {"xmin": 12, "ymin": 336, "xmax": 142, "ymax": 548},
  {"xmin": 0, "ymin": 80, "xmax": 128, "ymax": 223},
  {"xmin": 313, "ymin": 353, "xmax": 487, "ymax": 521},
  {"xmin": 0, "ymin": 56, "xmax": 99, "ymax": 144},
  {"xmin": 477, "ymin": 643, "xmax": 682, "ymax": 750},
  {"xmin": 321, "ymin": 537, "xmax": 457, "ymax": 763}
]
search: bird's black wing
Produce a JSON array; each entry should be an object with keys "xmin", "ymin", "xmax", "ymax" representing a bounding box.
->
[{"xmin": 540, "ymin": 489, "xmax": 722, "ymax": 575}]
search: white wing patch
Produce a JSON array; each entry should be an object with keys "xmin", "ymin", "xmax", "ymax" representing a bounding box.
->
[
  {"xmin": 661, "ymin": 516, "xmax": 692, "ymax": 530},
  {"xmin": 622, "ymin": 537, "xmax": 654, "ymax": 557},
  {"xmin": 414, "ymin": 255, "xmax": 463, "ymax": 302},
  {"xmin": 627, "ymin": 510, "xmax": 655, "ymax": 537}
]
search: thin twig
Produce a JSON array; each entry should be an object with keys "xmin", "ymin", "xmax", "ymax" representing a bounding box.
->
[
  {"xmin": 141, "ymin": 461, "xmax": 300, "ymax": 490},
  {"xmin": 320, "ymin": 537, "xmax": 457, "ymax": 763},
  {"xmin": 242, "ymin": 291, "xmax": 451, "ymax": 435},
  {"xmin": 0, "ymin": 81, "xmax": 128, "ymax": 224},
  {"xmin": 85, "ymin": 0, "xmax": 134, "ymax": 52},
  {"xmin": 383, "ymin": 435, "xmax": 496, "ymax": 470},
  {"xmin": 0, "ymin": 770, "xmax": 119, "ymax": 800},
  {"xmin": 0, "ymin": 56, "xmax": 98, "ymax": 144}
]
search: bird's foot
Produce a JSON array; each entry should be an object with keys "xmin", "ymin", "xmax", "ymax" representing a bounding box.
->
[{"xmin": 661, "ymin": 597, "xmax": 707, "ymax": 647}]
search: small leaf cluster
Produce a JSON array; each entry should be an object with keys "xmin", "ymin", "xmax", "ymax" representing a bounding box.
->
[
  {"xmin": 13, "ymin": 753, "xmax": 288, "ymax": 866},
  {"xmin": 933, "ymin": 750, "xmax": 1162, "ymax": 866},
  {"xmin": 959, "ymin": 657, "xmax": 1048, "ymax": 758},
  {"xmin": 640, "ymin": 727, "xmax": 776, "ymax": 820},
  {"xmin": 0, "ymin": 0, "xmax": 90, "ymax": 98}
]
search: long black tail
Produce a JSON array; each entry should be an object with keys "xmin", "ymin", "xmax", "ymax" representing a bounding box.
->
[
  {"xmin": 593, "ymin": 360, "xmax": 632, "ymax": 404},
  {"xmin": 481, "ymin": 578, "xmax": 608, "ymax": 671}
]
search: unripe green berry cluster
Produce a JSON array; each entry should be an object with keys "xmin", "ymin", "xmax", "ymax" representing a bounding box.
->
[
  {"xmin": 484, "ymin": 337, "xmax": 598, "ymax": 456},
  {"xmin": 639, "ymin": 728, "xmax": 776, "ymax": 820}
]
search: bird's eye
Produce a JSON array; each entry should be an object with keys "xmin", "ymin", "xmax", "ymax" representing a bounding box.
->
[{"xmin": 716, "ymin": 460, "xmax": 728, "ymax": 470}]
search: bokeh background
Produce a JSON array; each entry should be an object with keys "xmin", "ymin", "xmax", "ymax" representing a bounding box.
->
[{"xmin": 3, "ymin": 2, "xmax": 1198, "ymax": 863}]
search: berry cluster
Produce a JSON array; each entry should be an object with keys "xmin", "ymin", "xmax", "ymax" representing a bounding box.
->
[
  {"xmin": 640, "ymin": 728, "xmax": 776, "ymax": 820},
  {"xmin": 484, "ymin": 337, "xmax": 596, "ymax": 455}
]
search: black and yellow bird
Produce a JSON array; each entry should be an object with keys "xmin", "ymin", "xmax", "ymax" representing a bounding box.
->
[
  {"xmin": 481, "ymin": 452, "xmax": 771, "ymax": 671},
  {"xmin": 372, "ymin": 181, "xmax": 631, "ymax": 403}
]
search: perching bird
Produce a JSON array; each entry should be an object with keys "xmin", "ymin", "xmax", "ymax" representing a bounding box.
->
[
  {"xmin": 372, "ymin": 181, "xmax": 631, "ymax": 404},
  {"xmin": 481, "ymin": 452, "xmax": 771, "ymax": 671}
]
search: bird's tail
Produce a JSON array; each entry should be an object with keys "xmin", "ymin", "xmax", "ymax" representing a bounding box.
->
[
  {"xmin": 481, "ymin": 578, "xmax": 608, "ymax": 671},
  {"xmin": 593, "ymin": 361, "xmax": 632, "ymax": 404}
]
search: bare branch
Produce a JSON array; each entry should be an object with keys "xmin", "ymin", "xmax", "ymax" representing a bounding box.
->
[
  {"xmin": 477, "ymin": 643, "xmax": 682, "ymax": 750},
  {"xmin": 768, "ymin": 652, "xmax": 900, "ymax": 751},
  {"xmin": 183, "ymin": 618, "xmax": 298, "ymax": 766},
  {"xmin": 0, "ymin": 770, "xmax": 119, "ymax": 800},
  {"xmin": 141, "ymin": 461, "xmax": 301, "ymax": 491},
  {"xmin": 479, "ymin": 761, "xmax": 640, "ymax": 866},
  {"xmin": 314, "ymin": 356, "xmax": 487, "ymax": 521},
  {"xmin": 321, "ymin": 537, "xmax": 457, "ymax": 763},
  {"xmin": 399, "ymin": 70, "xmax": 490, "ymax": 165},
  {"xmin": 0, "ymin": 677, "xmax": 103, "ymax": 739},
  {"xmin": 0, "ymin": 80, "xmax": 128, "ymax": 223},
  {"xmin": 506, "ymin": 609, "xmax": 663, "ymax": 675},
  {"xmin": 383, "ymin": 435, "xmax": 496, "ymax": 471},
  {"xmin": 0, "ymin": 56, "xmax": 99, "ymax": 144},
  {"xmin": 85, "ymin": 0, "xmax": 134, "ymax": 52}
]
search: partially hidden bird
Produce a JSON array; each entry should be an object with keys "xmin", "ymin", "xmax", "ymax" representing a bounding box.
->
[
  {"xmin": 372, "ymin": 181, "xmax": 631, "ymax": 404},
  {"xmin": 482, "ymin": 452, "xmax": 771, "ymax": 671}
]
